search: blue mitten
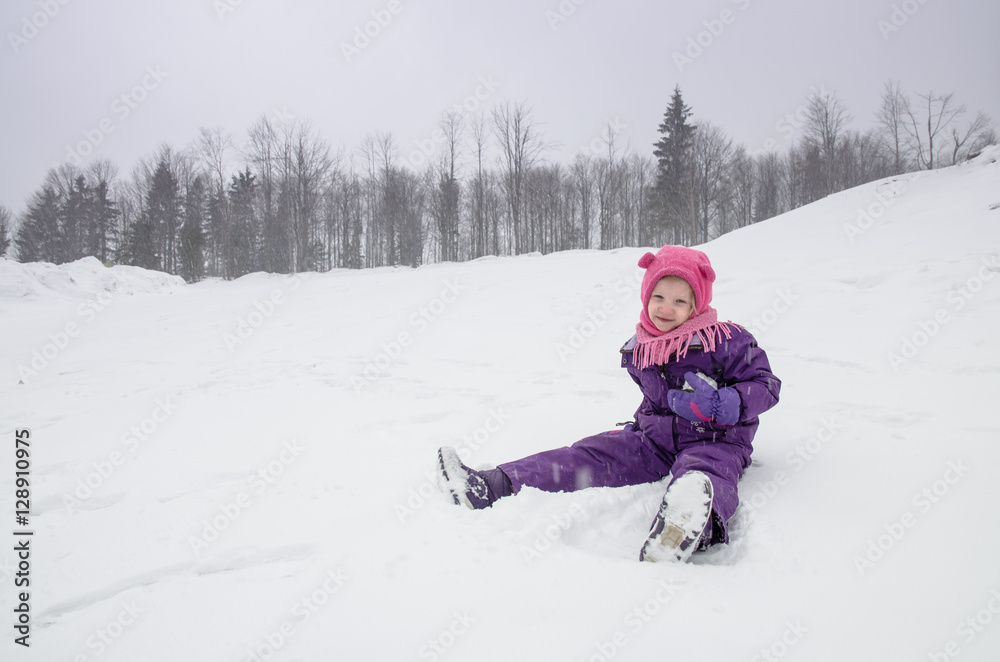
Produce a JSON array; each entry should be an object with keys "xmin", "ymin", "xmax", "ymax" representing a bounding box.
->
[{"xmin": 667, "ymin": 372, "xmax": 741, "ymax": 426}]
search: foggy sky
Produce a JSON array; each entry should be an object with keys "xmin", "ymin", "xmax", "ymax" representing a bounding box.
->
[{"xmin": 1, "ymin": 0, "xmax": 998, "ymax": 215}]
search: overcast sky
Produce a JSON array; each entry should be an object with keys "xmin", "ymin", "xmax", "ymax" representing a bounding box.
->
[{"xmin": 1, "ymin": 0, "xmax": 998, "ymax": 214}]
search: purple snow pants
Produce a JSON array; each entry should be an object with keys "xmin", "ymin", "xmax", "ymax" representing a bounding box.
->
[{"xmin": 497, "ymin": 428, "xmax": 750, "ymax": 544}]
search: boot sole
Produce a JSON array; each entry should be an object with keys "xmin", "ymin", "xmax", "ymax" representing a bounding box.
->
[
  {"xmin": 640, "ymin": 471, "xmax": 714, "ymax": 563},
  {"xmin": 437, "ymin": 446, "xmax": 473, "ymax": 509}
]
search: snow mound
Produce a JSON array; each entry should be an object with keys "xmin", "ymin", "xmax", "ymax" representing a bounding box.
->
[
  {"xmin": 0, "ymin": 256, "xmax": 185, "ymax": 299},
  {"xmin": 970, "ymin": 143, "xmax": 1000, "ymax": 165}
]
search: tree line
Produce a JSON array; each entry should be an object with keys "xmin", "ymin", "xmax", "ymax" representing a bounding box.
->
[{"xmin": 2, "ymin": 81, "xmax": 995, "ymax": 280}]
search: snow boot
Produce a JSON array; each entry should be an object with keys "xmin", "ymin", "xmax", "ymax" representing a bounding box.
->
[
  {"xmin": 436, "ymin": 446, "xmax": 512, "ymax": 510},
  {"xmin": 639, "ymin": 470, "xmax": 714, "ymax": 563}
]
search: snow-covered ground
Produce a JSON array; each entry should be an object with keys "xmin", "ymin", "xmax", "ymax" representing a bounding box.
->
[{"xmin": 2, "ymin": 147, "xmax": 999, "ymax": 661}]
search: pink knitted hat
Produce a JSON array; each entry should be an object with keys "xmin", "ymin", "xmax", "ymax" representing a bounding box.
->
[{"xmin": 638, "ymin": 245, "xmax": 716, "ymax": 334}]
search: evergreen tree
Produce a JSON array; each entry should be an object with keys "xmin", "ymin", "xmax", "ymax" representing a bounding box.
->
[
  {"xmin": 16, "ymin": 186, "xmax": 63, "ymax": 263},
  {"xmin": 228, "ymin": 168, "xmax": 259, "ymax": 278},
  {"xmin": 87, "ymin": 178, "xmax": 118, "ymax": 264},
  {"xmin": 385, "ymin": 168, "xmax": 424, "ymax": 268},
  {"xmin": 180, "ymin": 175, "xmax": 207, "ymax": 282},
  {"xmin": 651, "ymin": 86, "xmax": 696, "ymax": 244},
  {"xmin": 0, "ymin": 204, "xmax": 12, "ymax": 257},
  {"xmin": 432, "ymin": 172, "xmax": 460, "ymax": 261},
  {"xmin": 60, "ymin": 175, "xmax": 89, "ymax": 262},
  {"xmin": 146, "ymin": 157, "xmax": 181, "ymax": 273},
  {"xmin": 206, "ymin": 188, "xmax": 227, "ymax": 278},
  {"xmin": 124, "ymin": 211, "xmax": 159, "ymax": 270},
  {"xmin": 338, "ymin": 175, "xmax": 364, "ymax": 269}
]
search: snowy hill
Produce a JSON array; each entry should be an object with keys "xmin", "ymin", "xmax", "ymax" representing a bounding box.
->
[{"xmin": 2, "ymin": 147, "xmax": 999, "ymax": 661}]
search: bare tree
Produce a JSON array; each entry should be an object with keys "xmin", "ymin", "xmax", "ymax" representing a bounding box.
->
[
  {"xmin": 359, "ymin": 132, "xmax": 414, "ymax": 267},
  {"xmin": 596, "ymin": 123, "xmax": 624, "ymax": 249},
  {"xmin": 288, "ymin": 120, "xmax": 334, "ymax": 271},
  {"xmin": 358, "ymin": 134, "xmax": 380, "ymax": 267},
  {"xmin": 439, "ymin": 110, "xmax": 463, "ymax": 179},
  {"xmin": 622, "ymin": 153, "xmax": 654, "ymax": 247},
  {"xmin": 874, "ymin": 80, "xmax": 910, "ymax": 174},
  {"xmin": 570, "ymin": 155, "xmax": 595, "ymax": 249},
  {"xmin": 522, "ymin": 164, "xmax": 563, "ymax": 254},
  {"xmin": 803, "ymin": 91, "xmax": 851, "ymax": 195},
  {"xmin": 0, "ymin": 203, "xmax": 12, "ymax": 257},
  {"xmin": 112, "ymin": 164, "xmax": 146, "ymax": 264},
  {"xmin": 375, "ymin": 133, "xmax": 399, "ymax": 266},
  {"xmin": 492, "ymin": 101, "xmax": 546, "ymax": 254},
  {"xmin": 947, "ymin": 111, "xmax": 994, "ymax": 165},
  {"xmin": 195, "ymin": 127, "xmax": 232, "ymax": 195},
  {"xmin": 387, "ymin": 167, "xmax": 425, "ymax": 268},
  {"xmin": 905, "ymin": 91, "xmax": 965, "ymax": 170},
  {"xmin": 690, "ymin": 122, "xmax": 733, "ymax": 242},
  {"xmin": 839, "ymin": 129, "xmax": 892, "ymax": 189},
  {"xmin": 754, "ymin": 152, "xmax": 784, "ymax": 223},
  {"xmin": 246, "ymin": 115, "xmax": 281, "ymax": 272},
  {"xmin": 468, "ymin": 112, "xmax": 490, "ymax": 258},
  {"xmin": 431, "ymin": 111, "xmax": 463, "ymax": 261},
  {"xmin": 727, "ymin": 147, "xmax": 754, "ymax": 231},
  {"xmin": 193, "ymin": 127, "xmax": 232, "ymax": 276}
]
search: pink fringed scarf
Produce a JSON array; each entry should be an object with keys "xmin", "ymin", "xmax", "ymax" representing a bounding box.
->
[{"xmin": 632, "ymin": 307, "xmax": 739, "ymax": 370}]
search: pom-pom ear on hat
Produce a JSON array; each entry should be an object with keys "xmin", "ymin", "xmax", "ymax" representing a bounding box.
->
[
  {"xmin": 638, "ymin": 252, "xmax": 656, "ymax": 269},
  {"xmin": 698, "ymin": 261, "xmax": 716, "ymax": 283}
]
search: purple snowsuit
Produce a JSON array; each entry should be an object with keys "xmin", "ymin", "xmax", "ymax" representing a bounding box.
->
[{"xmin": 499, "ymin": 327, "xmax": 780, "ymax": 544}]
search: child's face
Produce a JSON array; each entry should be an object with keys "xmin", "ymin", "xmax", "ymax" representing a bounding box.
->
[{"xmin": 647, "ymin": 277, "xmax": 695, "ymax": 332}]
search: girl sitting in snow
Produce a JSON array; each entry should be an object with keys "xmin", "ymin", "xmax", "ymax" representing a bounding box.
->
[{"xmin": 437, "ymin": 245, "xmax": 781, "ymax": 562}]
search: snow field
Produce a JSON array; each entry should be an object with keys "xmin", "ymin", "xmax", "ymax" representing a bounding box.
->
[{"xmin": 1, "ymin": 147, "xmax": 999, "ymax": 660}]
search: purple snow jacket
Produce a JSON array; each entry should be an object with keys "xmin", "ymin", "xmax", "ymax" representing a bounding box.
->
[{"xmin": 620, "ymin": 326, "xmax": 781, "ymax": 464}]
